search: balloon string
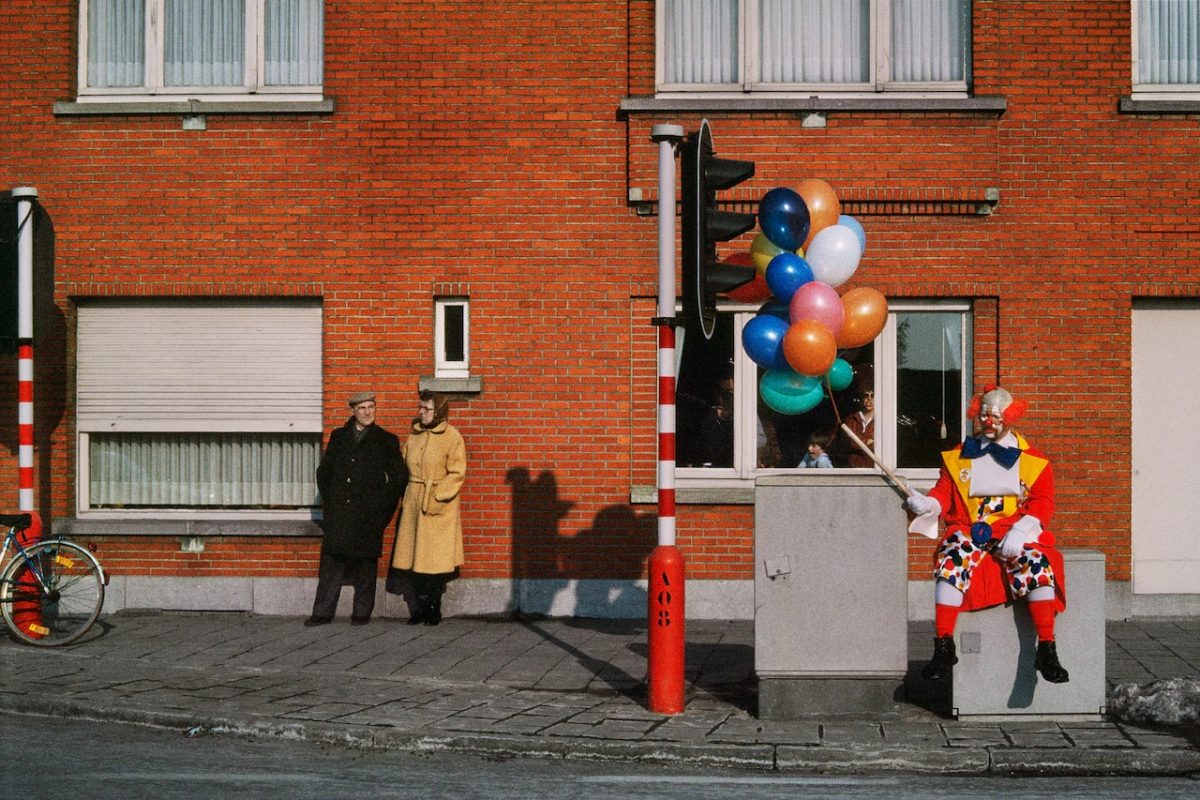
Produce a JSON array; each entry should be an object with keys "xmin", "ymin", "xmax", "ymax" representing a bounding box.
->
[{"xmin": 825, "ymin": 374, "xmax": 844, "ymax": 427}]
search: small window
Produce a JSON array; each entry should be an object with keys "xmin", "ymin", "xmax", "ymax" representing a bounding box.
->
[
  {"xmin": 1132, "ymin": 0, "xmax": 1200, "ymax": 95},
  {"xmin": 657, "ymin": 0, "xmax": 971, "ymax": 95},
  {"xmin": 78, "ymin": 0, "xmax": 324, "ymax": 101},
  {"xmin": 435, "ymin": 297, "xmax": 470, "ymax": 378}
]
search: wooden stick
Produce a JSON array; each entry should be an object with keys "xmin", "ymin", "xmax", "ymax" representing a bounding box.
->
[{"xmin": 839, "ymin": 423, "xmax": 913, "ymax": 497}]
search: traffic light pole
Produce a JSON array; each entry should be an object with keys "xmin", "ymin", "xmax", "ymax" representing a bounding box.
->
[
  {"xmin": 647, "ymin": 125, "xmax": 686, "ymax": 715},
  {"xmin": 12, "ymin": 187, "xmax": 37, "ymax": 514}
]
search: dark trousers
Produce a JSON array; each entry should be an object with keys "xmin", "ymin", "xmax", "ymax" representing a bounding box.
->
[{"xmin": 310, "ymin": 552, "xmax": 378, "ymax": 620}]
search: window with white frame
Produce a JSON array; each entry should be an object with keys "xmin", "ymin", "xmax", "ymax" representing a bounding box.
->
[
  {"xmin": 435, "ymin": 296, "xmax": 470, "ymax": 378},
  {"xmin": 675, "ymin": 300, "xmax": 971, "ymax": 483},
  {"xmin": 1132, "ymin": 0, "xmax": 1200, "ymax": 95},
  {"xmin": 76, "ymin": 299, "xmax": 323, "ymax": 514},
  {"xmin": 78, "ymin": 0, "xmax": 324, "ymax": 101},
  {"xmin": 657, "ymin": 0, "xmax": 971, "ymax": 94}
]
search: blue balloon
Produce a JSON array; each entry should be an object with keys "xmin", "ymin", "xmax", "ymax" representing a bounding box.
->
[
  {"xmin": 825, "ymin": 358, "xmax": 854, "ymax": 392},
  {"xmin": 837, "ymin": 214, "xmax": 866, "ymax": 253},
  {"xmin": 759, "ymin": 369, "xmax": 825, "ymax": 416},
  {"xmin": 759, "ymin": 187, "xmax": 811, "ymax": 251},
  {"xmin": 765, "ymin": 252, "xmax": 814, "ymax": 303},
  {"xmin": 741, "ymin": 314, "xmax": 791, "ymax": 370}
]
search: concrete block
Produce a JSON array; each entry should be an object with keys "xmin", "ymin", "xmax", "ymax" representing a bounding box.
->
[{"xmin": 952, "ymin": 549, "xmax": 1106, "ymax": 720}]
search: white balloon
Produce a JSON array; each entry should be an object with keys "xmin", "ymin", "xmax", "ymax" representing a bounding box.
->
[{"xmin": 804, "ymin": 224, "xmax": 862, "ymax": 288}]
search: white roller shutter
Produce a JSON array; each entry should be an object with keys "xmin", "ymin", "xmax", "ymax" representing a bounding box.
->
[{"xmin": 77, "ymin": 299, "xmax": 322, "ymax": 433}]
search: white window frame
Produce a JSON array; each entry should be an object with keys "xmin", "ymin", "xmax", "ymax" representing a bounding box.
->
[
  {"xmin": 676, "ymin": 298, "xmax": 972, "ymax": 490},
  {"xmin": 655, "ymin": 0, "xmax": 971, "ymax": 96},
  {"xmin": 434, "ymin": 296, "xmax": 470, "ymax": 379},
  {"xmin": 75, "ymin": 298, "xmax": 324, "ymax": 519},
  {"xmin": 76, "ymin": 0, "xmax": 324, "ymax": 103},
  {"xmin": 1130, "ymin": 0, "xmax": 1200, "ymax": 99}
]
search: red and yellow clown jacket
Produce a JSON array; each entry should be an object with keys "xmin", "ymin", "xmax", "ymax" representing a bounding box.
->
[{"xmin": 926, "ymin": 433, "xmax": 1066, "ymax": 613}]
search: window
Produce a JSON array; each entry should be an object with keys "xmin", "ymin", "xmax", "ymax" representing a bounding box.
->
[
  {"xmin": 676, "ymin": 300, "xmax": 971, "ymax": 485},
  {"xmin": 1133, "ymin": 0, "xmax": 1200, "ymax": 94},
  {"xmin": 435, "ymin": 296, "xmax": 470, "ymax": 379},
  {"xmin": 78, "ymin": 0, "xmax": 324, "ymax": 101},
  {"xmin": 657, "ymin": 0, "xmax": 971, "ymax": 94},
  {"xmin": 76, "ymin": 299, "xmax": 323, "ymax": 515}
]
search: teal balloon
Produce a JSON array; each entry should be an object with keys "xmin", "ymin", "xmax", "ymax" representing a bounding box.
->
[
  {"xmin": 825, "ymin": 358, "xmax": 854, "ymax": 391},
  {"xmin": 837, "ymin": 214, "xmax": 866, "ymax": 253},
  {"xmin": 758, "ymin": 299, "xmax": 791, "ymax": 321},
  {"xmin": 759, "ymin": 369, "xmax": 825, "ymax": 415}
]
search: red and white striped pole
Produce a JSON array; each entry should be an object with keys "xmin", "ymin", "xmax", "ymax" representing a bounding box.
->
[
  {"xmin": 13, "ymin": 187, "xmax": 38, "ymax": 516},
  {"xmin": 647, "ymin": 126, "xmax": 686, "ymax": 714}
]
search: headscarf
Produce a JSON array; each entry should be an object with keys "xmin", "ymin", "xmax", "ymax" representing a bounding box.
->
[{"xmin": 417, "ymin": 390, "xmax": 450, "ymax": 429}]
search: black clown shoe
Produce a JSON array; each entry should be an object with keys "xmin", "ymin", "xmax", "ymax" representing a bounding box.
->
[
  {"xmin": 921, "ymin": 636, "xmax": 958, "ymax": 681},
  {"xmin": 1034, "ymin": 640, "xmax": 1070, "ymax": 683}
]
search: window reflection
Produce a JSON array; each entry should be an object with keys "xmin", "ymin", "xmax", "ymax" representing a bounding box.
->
[
  {"xmin": 896, "ymin": 312, "xmax": 963, "ymax": 468},
  {"xmin": 677, "ymin": 315, "xmax": 735, "ymax": 468}
]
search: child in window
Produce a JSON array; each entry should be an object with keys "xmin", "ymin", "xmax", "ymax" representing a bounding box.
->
[{"xmin": 799, "ymin": 432, "xmax": 833, "ymax": 468}]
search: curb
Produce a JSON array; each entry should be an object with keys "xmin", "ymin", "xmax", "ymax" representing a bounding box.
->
[{"xmin": 3, "ymin": 693, "xmax": 1198, "ymax": 776}]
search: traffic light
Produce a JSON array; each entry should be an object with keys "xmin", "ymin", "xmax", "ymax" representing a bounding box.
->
[
  {"xmin": 680, "ymin": 119, "xmax": 756, "ymax": 339},
  {"xmin": 1, "ymin": 196, "xmax": 17, "ymax": 354}
]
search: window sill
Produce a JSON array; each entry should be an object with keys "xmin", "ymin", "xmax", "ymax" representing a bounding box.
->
[
  {"xmin": 54, "ymin": 517, "xmax": 323, "ymax": 537},
  {"xmin": 419, "ymin": 376, "xmax": 484, "ymax": 394},
  {"xmin": 53, "ymin": 98, "xmax": 335, "ymax": 117},
  {"xmin": 618, "ymin": 94, "xmax": 1006, "ymax": 117},
  {"xmin": 1119, "ymin": 96, "xmax": 1200, "ymax": 114}
]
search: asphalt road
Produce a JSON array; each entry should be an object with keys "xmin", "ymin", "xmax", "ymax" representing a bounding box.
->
[{"xmin": 2, "ymin": 713, "xmax": 1198, "ymax": 800}]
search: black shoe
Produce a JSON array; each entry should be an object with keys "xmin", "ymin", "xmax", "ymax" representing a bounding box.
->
[
  {"xmin": 350, "ymin": 616, "xmax": 370, "ymax": 626},
  {"xmin": 409, "ymin": 596, "xmax": 431, "ymax": 625},
  {"xmin": 303, "ymin": 616, "xmax": 332, "ymax": 627},
  {"xmin": 1035, "ymin": 640, "xmax": 1070, "ymax": 683},
  {"xmin": 921, "ymin": 636, "xmax": 958, "ymax": 681}
]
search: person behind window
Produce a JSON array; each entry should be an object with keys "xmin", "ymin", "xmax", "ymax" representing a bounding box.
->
[
  {"xmin": 832, "ymin": 384, "xmax": 875, "ymax": 467},
  {"xmin": 905, "ymin": 385, "xmax": 1070, "ymax": 684},
  {"xmin": 699, "ymin": 390, "xmax": 735, "ymax": 467},
  {"xmin": 798, "ymin": 431, "xmax": 834, "ymax": 468},
  {"xmin": 388, "ymin": 390, "xmax": 467, "ymax": 625},
  {"xmin": 306, "ymin": 392, "xmax": 405, "ymax": 627}
]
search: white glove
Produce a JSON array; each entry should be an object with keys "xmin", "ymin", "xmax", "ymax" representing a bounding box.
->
[
  {"xmin": 997, "ymin": 515, "xmax": 1042, "ymax": 560},
  {"xmin": 905, "ymin": 493, "xmax": 940, "ymax": 517}
]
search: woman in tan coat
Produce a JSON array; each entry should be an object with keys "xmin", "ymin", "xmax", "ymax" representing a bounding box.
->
[{"xmin": 390, "ymin": 390, "xmax": 466, "ymax": 625}]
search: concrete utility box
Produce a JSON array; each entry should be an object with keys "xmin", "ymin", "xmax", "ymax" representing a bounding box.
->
[
  {"xmin": 952, "ymin": 548, "xmax": 1106, "ymax": 721},
  {"xmin": 754, "ymin": 474, "xmax": 909, "ymax": 718}
]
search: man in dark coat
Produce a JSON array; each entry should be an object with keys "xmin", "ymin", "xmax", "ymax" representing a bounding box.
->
[{"xmin": 305, "ymin": 391, "xmax": 405, "ymax": 626}]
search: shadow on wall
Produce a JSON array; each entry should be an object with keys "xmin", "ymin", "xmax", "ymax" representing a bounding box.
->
[{"xmin": 506, "ymin": 466, "xmax": 656, "ymax": 619}]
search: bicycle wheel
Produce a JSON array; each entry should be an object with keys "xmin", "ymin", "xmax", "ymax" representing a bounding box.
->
[{"xmin": 0, "ymin": 540, "xmax": 105, "ymax": 646}]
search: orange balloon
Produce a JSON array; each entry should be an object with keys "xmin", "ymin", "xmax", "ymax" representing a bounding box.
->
[
  {"xmin": 797, "ymin": 178, "xmax": 841, "ymax": 251},
  {"xmin": 837, "ymin": 287, "xmax": 888, "ymax": 348},
  {"xmin": 782, "ymin": 319, "xmax": 837, "ymax": 377}
]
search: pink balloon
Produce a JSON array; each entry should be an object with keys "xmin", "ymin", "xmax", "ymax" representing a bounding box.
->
[{"xmin": 789, "ymin": 280, "xmax": 844, "ymax": 336}]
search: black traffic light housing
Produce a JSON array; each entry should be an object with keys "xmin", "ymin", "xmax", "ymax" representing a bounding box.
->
[{"xmin": 680, "ymin": 119, "xmax": 756, "ymax": 339}]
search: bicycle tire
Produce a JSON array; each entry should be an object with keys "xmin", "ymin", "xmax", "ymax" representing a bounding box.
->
[{"xmin": 0, "ymin": 540, "xmax": 105, "ymax": 646}]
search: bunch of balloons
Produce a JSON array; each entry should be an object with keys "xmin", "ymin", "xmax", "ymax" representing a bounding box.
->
[{"xmin": 736, "ymin": 179, "xmax": 888, "ymax": 415}]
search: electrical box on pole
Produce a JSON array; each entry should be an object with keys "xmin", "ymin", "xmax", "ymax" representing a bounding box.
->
[{"xmin": 680, "ymin": 119, "xmax": 756, "ymax": 340}]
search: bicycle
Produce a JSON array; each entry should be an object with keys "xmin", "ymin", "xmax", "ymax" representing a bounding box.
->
[{"xmin": 0, "ymin": 513, "xmax": 106, "ymax": 646}]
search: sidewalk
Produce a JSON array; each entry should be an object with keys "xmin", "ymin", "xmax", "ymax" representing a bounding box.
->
[{"xmin": 1, "ymin": 611, "xmax": 1197, "ymax": 775}]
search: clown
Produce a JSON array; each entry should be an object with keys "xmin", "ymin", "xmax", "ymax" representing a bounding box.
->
[{"xmin": 905, "ymin": 385, "xmax": 1070, "ymax": 683}]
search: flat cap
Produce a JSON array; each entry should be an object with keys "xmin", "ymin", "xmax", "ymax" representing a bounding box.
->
[{"xmin": 348, "ymin": 391, "xmax": 376, "ymax": 407}]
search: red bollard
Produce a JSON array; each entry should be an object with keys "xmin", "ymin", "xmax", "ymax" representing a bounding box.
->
[
  {"xmin": 11, "ymin": 511, "xmax": 45, "ymax": 639},
  {"xmin": 647, "ymin": 543, "xmax": 686, "ymax": 714}
]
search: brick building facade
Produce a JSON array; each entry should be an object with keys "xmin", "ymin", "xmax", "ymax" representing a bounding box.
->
[{"xmin": 2, "ymin": 1, "xmax": 1198, "ymax": 619}]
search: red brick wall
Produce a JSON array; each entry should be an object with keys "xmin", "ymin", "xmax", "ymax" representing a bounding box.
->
[{"xmin": 3, "ymin": 1, "xmax": 1199, "ymax": 590}]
